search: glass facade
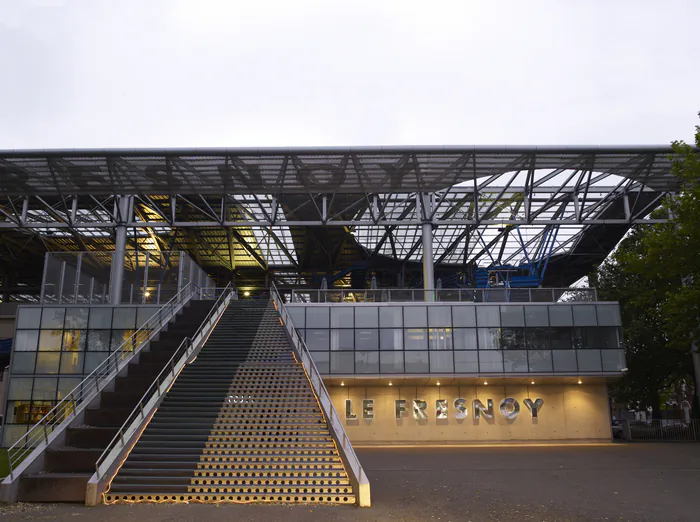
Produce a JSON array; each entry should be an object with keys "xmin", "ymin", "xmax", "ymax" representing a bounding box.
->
[
  {"xmin": 2, "ymin": 304, "xmax": 158, "ymax": 446},
  {"xmin": 288, "ymin": 303, "xmax": 625, "ymax": 375}
]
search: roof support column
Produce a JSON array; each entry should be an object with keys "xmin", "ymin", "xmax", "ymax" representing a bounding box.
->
[
  {"xmin": 110, "ymin": 195, "xmax": 131, "ymax": 305},
  {"xmin": 421, "ymin": 193, "xmax": 435, "ymax": 302}
]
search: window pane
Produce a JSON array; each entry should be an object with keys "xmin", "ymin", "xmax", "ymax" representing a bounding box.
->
[
  {"xmin": 405, "ymin": 328, "xmax": 428, "ymax": 350},
  {"xmin": 585, "ymin": 327, "xmax": 621, "ymax": 349},
  {"xmin": 331, "ymin": 307, "xmax": 354, "ymax": 328},
  {"xmin": 379, "ymin": 329, "xmax": 403, "ymax": 351},
  {"xmin": 84, "ymin": 351, "xmax": 109, "ymax": 373},
  {"xmin": 287, "ymin": 307, "xmax": 306, "ymax": 328},
  {"xmin": 305, "ymin": 329, "xmax": 330, "ymax": 351},
  {"xmin": 477, "ymin": 328, "xmax": 500, "ymax": 350},
  {"xmin": 355, "ymin": 306, "xmax": 379, "ymax": 328},
  {"xmin": 39, "ymin": 330, "xmax": 63, "ymax": 351},
  {"xmin": 306, "ymin": 307, "xmax": 330, "ymax": 328},
  {"xmin": 137, "ymin": 307, "xmax": 157, "ymax": 328},
  {"xmin": 330, "ymin": 352, "xmax": 354, "ymax": 373},
  {"xmin": 479, "ymin": 351, "xmax": 503, "ymax": 372},
  {"xmin": 550, "ymin": 328, "xmax": 573, "ymax": 350},
  {"xmin": 60, "ymin": 352, "xmax": 84, "ymax": 374},
  {"xmin": 524, "ymin": 306, "xmax": 549, "ymax": 327},
  {"xmin": 549, "ymin": 306, "xmax": 573, "ymax": 326},
  {"xmin": 64, "ymin": 308, "xmax": 89, "ymax": 329},
  {"xmin": 552, "ymin": 350, "xmax": 577, "ymax": 371},
  {"xmin": 111, "ymin": 330, "xmax": 135, "ymax": 352},
  {"xmin": 17, "ymin": 307, "xmax": 41, "ymax": 329},
  {"xmin": 452, "ymin": 306, "xmax": 476, "ymax": 327},
  {"xmin": 311, "ymin": 351, "xmax": 329, "ymax": 373},
  {"xmin": 113, "ymin": 307, "xmax": 137, "ymax": 329},
  {"xmin": 57, "ymin": 377, "xmax": 82, "ymax": 400},
  {"xmin": 453, "ymin": 328, "xmax": 477, "ymax": 350},
  {"xmin": 477, "ymin": 307, "xmax": 500, "ymax": 327},
  {"xmin": 597, "ymin": 304, "xmax": 621, "ymax": 327},
  {"xmin": 330, "ymin": 329, "xmax": 354, "ymax": 351},
  {"xmin": 429, "ymin": 328, "xmax": 453, "ymax": 350},
  {"xmin": 500, "ymin": 306, "xmax": 525, "ymax": 327},
  {"xmin": 404, "ymin": 307, "xmax": 427, "ymax": 327},
  {"xmin": 28, "ymin": 401, "xmax": 56, "ymax": 423},
  {"xmin": 430, "ymin": 351, "xmax": 454, "ymax": 372},
  {"xmin": 577, "ymin": 350, "xmax": 602, "ymax": 371},
  {"xmin": 501, "ymin": 328, "xmax": 525, "ymax": 350},
  {"xmin": 380, "ymin": 352, "xmax": 404, "ymax": 373},
  {"xmin": 32, "ymin": 377, "xmax": 58, "ymax": 400},
  {"xmin": 35, "ymin": 353, "xmax": 60, "ymax": 373},
  {"xmin": 503, "ymin": 350, "xmax": 528, "ymax": 372},
  {"xmin": 88, "ymin": 308, "xmax": 112, "ymax": 329},
  {"xmin": 455, "ymin": 351, "xmax": 479, "ymax": 373},
  {"xmin": 87, "ymin": 330, "xmax": 111, "ymax": 351},
  {"xmin": 573, "ymin": 305, "xmax": 598, "ymax": 326},
  {"xmin": 405, "ymin": 351, "xmax": 429, "ymax": 373},
  {"xmin": 428, "ymin": 306, "xmax": 451, "ymax": 327},
  {"xmin": 11, "ymin": 352, "xmax": 36, "ymax": 373},
  {"xmin": 355, "ymin": 329, "xmax": 378, "ymax": 351},
  {"xmin": 15, "ymin": 330, "xmax": 39, "ymax": 351},
  {"xmin": 379, "ymin": 307, "xmax": 402, "ymax": 328},
  {"xmin": 355, "ymin": 351, "xmax": 379, "ymax": 373},
  {"xmin": 572, "ymin": 328, "xmax": 587, "ymax": 349},
  {"xmin": 62, "ymin": 330, "xmax": 86, "ymax": 352},
  {"xmin": 602, "ymin": 350, "xmax": 626, "ymax": 372},
  {"xmin": 525, "ymin": 328, "xmax": 549, "ymax": 350},
  {"xmin": 8, "ymin": 377, "xmax": 34, "ymax": 400},
  {"xmin": 5, "ymin": 401, "xmax": 32, "ymax": 424},
  {"xmin": 528, "ymin": 350, "xmax": 553, "ymax": 372},
  {"xmin": 40, "ymin": 308, "xmax": 65, "ymax": 329}
]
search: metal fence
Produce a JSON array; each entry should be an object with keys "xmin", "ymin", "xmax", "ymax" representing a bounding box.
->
[
  {"xmin": 625, "ymin": 419, "xmax": 700, "ymax": 442},
  {"xmin": 288, "ymin": 287, "xmax": 598, "ymax": 304}
]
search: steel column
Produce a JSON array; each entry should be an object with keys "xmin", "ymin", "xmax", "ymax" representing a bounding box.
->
[{"xmin": 110, "ymin": 196, "xmax": 131, "ymax": 305}]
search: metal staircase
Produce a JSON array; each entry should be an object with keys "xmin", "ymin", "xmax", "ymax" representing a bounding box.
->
[
  {"xmin": 104, "ymin": 300, "xmax": 356, "ymax": 505},
  {"xmin": 10, "ymin": 299, "xmax": 214, "ymax": 503}
]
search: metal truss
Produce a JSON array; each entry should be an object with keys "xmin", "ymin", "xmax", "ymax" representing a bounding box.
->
[{"xmin": 0, "ymin": 146, "xmax": 682, "ymax": 292}]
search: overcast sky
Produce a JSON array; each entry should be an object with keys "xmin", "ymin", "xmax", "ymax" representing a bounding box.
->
[{"xmin": 0, "ymin": 0, "xmax": 698, "ymax": 149}]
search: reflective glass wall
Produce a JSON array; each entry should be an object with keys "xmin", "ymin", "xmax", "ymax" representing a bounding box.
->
[
  {"xmin": 286, "ymin": 303, "xmax": 625, "ymax": 376},
  {"xmin": 1, "ymin": 304, "xmax": 158, "ymax": 446}
]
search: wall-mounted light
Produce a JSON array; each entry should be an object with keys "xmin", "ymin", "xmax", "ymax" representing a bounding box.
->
[
  {"xmin": 244, "ymin": 290, "xmax": 251, "ymax": 297},
  {"xmin": 530, "ymin": 380, "xmax": 535, "ymax": 385},
  {"xmin": 144, "ymin": 291, "xmax": 151, "ymax": 298},
  {"xmin": 388, "ymin": 381, "xmax": 393, "ymax": 386},
  {"xmin": 436, "ymin": 381, "xmax": 441, "ymax": 387},
  {"xmin": 483, "ymin": 381, "xmax": 488, "ymax": 386},
  {"xmin": 340, "ymin": 382, "xmax": 345, "ymax": 387},
  {"xmin": 577, "ymin": 379, "xmax": 583, "ymax": 385}
]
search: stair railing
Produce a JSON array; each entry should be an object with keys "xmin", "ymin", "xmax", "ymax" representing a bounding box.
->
[
  {"xmin": 85, "ymin": 282, "xmax": 234, "ymax": 505},
  {"xmin": 3, "ymin": 281, "xmax": 201, "ymax": 484},
  {"xmin": 270, "ymin": 283, "xmax": 371, "ymax": 507}
]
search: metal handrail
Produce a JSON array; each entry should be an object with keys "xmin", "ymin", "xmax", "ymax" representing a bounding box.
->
[
  {"xmin": 270, "ymin": 282, "xmax": 370, "ymax": 506},
  {"xmin": 93, "ymin": 282, "xmax": 234, "ymax": 484},
  {"xmin": 4, "ymin": 282, "xmax": 201, "ymax": 480},
  {"xmin": 288, "ymin": 287, "xmax": 598, "ymax": 303}
]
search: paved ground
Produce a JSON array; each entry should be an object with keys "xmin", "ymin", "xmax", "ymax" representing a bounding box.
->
[{"xmin": 2, "ymin": 443, "xmax": 699, "ymax": 521}]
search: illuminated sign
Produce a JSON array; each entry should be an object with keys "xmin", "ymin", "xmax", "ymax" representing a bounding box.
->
[{"xmin": 345, "ymin": 398, "xmax": 544, "ymax": 420}]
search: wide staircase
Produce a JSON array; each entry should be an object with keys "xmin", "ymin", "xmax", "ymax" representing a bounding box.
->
[
  {"xmin": 17, "ymin": 299, "xmax": 214, "ymax": 502},
  {"xmin": 105, "ymin": 300, "xmax": 355, "ymax": 504}
]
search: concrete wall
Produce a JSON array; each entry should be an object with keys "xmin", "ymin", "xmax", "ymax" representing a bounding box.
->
[{"xmin": 329, "ymin": 384, "xmax": 611, "ymax": 443}]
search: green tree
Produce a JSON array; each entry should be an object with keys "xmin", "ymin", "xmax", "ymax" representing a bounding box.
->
[{"xmin": 594, "ymin": 117, "xmax": 700, "ymax": 415}]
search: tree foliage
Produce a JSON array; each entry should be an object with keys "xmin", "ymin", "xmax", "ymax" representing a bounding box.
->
[{"xmin": 594, "ymin": 117, "xmax": 700, "ymax": 413}]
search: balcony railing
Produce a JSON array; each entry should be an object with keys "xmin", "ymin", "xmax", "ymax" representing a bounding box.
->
[{"xmin": 286, "ymin": 287, "xmax": 598, "ymax": 304}]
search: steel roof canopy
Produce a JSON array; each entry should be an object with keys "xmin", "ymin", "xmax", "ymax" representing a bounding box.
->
[{"xmin": 0, "ymin": 146, "xmax": 682, "ymax": 196}]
